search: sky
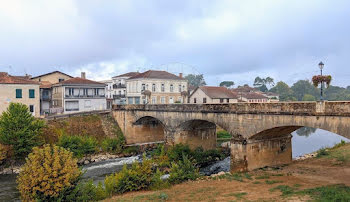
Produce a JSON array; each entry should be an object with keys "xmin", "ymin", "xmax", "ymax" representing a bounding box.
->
[{"xmin": 1, "ymin": 0, "xmax": 350, "ymax": 87}]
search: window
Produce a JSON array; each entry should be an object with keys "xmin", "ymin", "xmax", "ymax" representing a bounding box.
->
[
  {"xmin": 194, "ymin": 98, "xmax": 197, "ymax": 103},
  {"xmin": 29, "ymin": 105, "xmax": 34, "ymax": 113},
  {"xmin": 170, "ymin": 84, "xmax": 174, "ymax": 92},
  {"xmin": 161, "ymin": 84, "xmax": 165, "ymax": 92},
  {"xmin": 128, "ymin": 97, "xmax": 134, "ymax": 104},
  {"xmin": 29, "ymin": 89, "xmax": 35, "ymax": 98},
  {"xmin": 220, "ymin": 98, "xmax": 224, "ymax": 103},
  {"xmin": 84, "ymin": 100, "xmax": 91, "ymax": 108},
  {"xmin": 16, "ymin": 89, "xmax": 22, "ymax": 98},
  {"xmin": 203, "ymin": 98, "xmax": 207, "ymax": 103},
  {"xmin": 135, "ymin": 97, "xmax": 140, "ymax": 104},
  {"xmin": 161, "ymin": 97, "xmax": 165, "ymax": 104},
  {"xmin": 169, "ymin": 97, "xmax": 174, "ymax": 104},
  {"xmin": 179, "ymin": 85, "xmax": 182, "ymax": 92},
  {"xmin": 178, "ymin": 97, "xmax": 182, "ymax": 103},
  {"xmin": 227, "ymin": 98, "xmax": 229, "ymax": 103},
  {"xmin": 59, "ymin": 78, "xmax": 65, "ymax": 82},
  {"xmin": 65, "ymin": 101, "xmax": 79, "ymax": 111},
  {"xmin": 152, "ymin": 97, "xmax": 156, "ymax": 104},
  {"xmin": 141, "ymin": 84, "xmax": 146, "ymax": 91},
  {"xmin": 152, "ymin": 84, "xmax": 156, "ymax": 92}
]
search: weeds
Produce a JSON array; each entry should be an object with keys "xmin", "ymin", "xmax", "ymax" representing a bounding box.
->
[
  {"xmin": 316, "ymin": 148, "xmax": 329, "ymax": 158},
  {"xmin": 265, "ymin": 180, "xmax": 283, "ymax": 184},
  {"xmin": 269, "ymin": 185, "xmax": 295, "ymax": 196}
]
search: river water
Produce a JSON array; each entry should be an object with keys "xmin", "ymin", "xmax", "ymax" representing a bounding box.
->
[{"xmin": 1, "ymin": 127, "xmax": 349, "ymax": 201}]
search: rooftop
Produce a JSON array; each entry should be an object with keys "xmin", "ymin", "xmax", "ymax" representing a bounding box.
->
[
  {"xmin": 0, "ymin": 72, "xmax": 39, "ymax": 85},
  {"xmin": 241, "ymin": 92, "xmax": 268, "ymax": 99},
  {"xmin": 31, "ymin": 70, "xmax": 73, "ymax": 79},
  {"xmin": 194, "ymin": 86, "xmax": 238, "ymax": 99},
  {"xmin": 54, "ymin": 77, "xmax": 106, "ymax": 86},
  {"xmin": 113, "ymin": 72, "xmax": 140, "ymax": 78},
  {"xmin": 128, "ymin": 70, "xmax": 185, "ymax": 80}
]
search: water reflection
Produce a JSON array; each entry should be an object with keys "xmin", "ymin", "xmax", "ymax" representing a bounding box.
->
[{"xmin": 292, "ymin": 127, "xmax": 350, "ymax": 158}]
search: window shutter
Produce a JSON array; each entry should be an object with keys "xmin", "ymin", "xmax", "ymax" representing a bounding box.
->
[
  {"xmin": 29, "ymin": 89, "xmax": 35, "ymax": 98},
  {"xmin": 16, "ymin": 89, "xmax": 22, "ymax": 98}
]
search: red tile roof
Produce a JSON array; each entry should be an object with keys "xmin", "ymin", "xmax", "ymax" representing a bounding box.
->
[
  {"xmin": 113, "ymin": 72, "xmax": 140, "ymax": 78},
  {"xmin": 242, "ymin": 92, "xmax": 268, "ymax": 99},
  {"xmin": 194, "ymin": 86, "xmax": 238, "ymax": 99},
  {"xmin": 54, "ymin": 77, "xmax": 106, "ymax": 86},
  {"xmin": 129, "ymin": 70, "xmax": 185, "ymax": 80},
  {"xmin": 39, "ymin": 81, "xmax": 53, "ymax": 88},
  {"xmin": 0, "ymin": 72, "xmax": 39, "ymax": 85},
  {"xmin": 31, "ymin": 71, "xmax": 73, "ymax": 79}
]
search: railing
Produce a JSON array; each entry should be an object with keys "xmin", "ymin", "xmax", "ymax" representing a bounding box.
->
[
  {"xmin": 112, "ymin": 101, "xmax": 350, "ymax": 116},
  {"xmin": 65, "ymin": 95, "xmax": 106, "ymax": 98},
  {"xmin": 113, "ymin": 94, "xmax": 126, "ymax": 99},
  {"xmin": 113, "ymin": 84, "xmax": 126, "ymax": 89}
]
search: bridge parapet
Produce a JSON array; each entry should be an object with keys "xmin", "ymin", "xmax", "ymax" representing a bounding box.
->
[{"xmin": 113, "ymin": 101, "xmax": 350, "ymax": 116}]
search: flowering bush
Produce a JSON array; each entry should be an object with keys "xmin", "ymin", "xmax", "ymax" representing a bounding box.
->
[
  {"xmin": 17, "ymin": 144, "xmax": 81, "ymax": 201},
  {"xmin": 312, "ymin": 75, "xmax": 332, "ymax": 88}
]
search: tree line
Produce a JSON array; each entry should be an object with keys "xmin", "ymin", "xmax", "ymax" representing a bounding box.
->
[{"xmin": 185, "ymin": 74, "xmax": 350, "ymax": 101}]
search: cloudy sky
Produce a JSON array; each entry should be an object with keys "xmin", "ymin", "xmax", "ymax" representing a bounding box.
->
[{"xmin": 1, "ymin": 0, "xmax": 350, "ymax": 87}]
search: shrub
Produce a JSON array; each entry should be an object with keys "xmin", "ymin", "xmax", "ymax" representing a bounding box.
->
[
  {"xmin": 65, "ymin": 180, "xmax": 107, "ymax": 202},
  {"xmin": 167, "ymin": 144, "xmax": 192, "ymax": 162},
  {"xmin": 123, "ymin": 146, "xmax": 140, "ymax": 155},
  {"xmin": 192, "ymin": 147, "xmax": 226, "ymax": 167},
  {"xmin": 104, "ymin": 159, "xmax": 154, "ymax": 195},
  {"xmin": 0, "ymin": 143, "xmax": 12, "ymax": 164},
  {"xmin": 217, "ymin": 130, "xmax": 232, "ymax": 139},
  {"xmin": 316, "ymin": 147, "xmax": 329, "ymax": 158},
  {"xmin": 0, "ymin": 103, "xmax": 45, "ymax": 159},
  {"xmin": 101, "ymin": 137, "xmax": 124, "ymax": 154},
  {"xmin": 168, "ymin": 154, "xmax": 200, "ymax": 184},
  {"xmin": 57, "ymin": 135, "xmax": 97, "ymax": 157},
  {"xmin": 17, "ymin": 144, "xmax": 81, "ymax": 201}
]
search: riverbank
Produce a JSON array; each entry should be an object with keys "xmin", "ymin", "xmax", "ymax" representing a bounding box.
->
[{"xmin": 106, "ymin": 143, "xmax": 350, "ymax": 201}]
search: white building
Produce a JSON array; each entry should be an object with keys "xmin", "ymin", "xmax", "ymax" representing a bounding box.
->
[
  {"xmin": 126, "ymin": 70, "xmax": 188, "ymax": 104},
  {"xmin": 111, "ymin": 72, "xmax": 140, "ymax": 104},
  {"xmin": 188, "ymin": 86, "xmax": 238, "ymax": 104},
  {"xmin": 52, "ymin": 74, "xmax": 107, "ymax": 113}
]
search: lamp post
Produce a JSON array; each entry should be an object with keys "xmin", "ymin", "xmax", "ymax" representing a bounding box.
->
[{"xmin": 319, "ymin": 61, "xmax": 324, "ymax": 101}]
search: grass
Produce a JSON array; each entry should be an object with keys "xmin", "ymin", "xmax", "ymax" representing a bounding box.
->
[
  {"xmin": 300, "ymin": 184, "xmax": 350, "ymax": 201},
  {"xmin": 315, "ymin": 141, "xmax": 350, "ymax": 164},
  {"xmin": 255, "ymin": 174, "xmax": 270, "ymax": 179},
  {"xmin": 265, "ymin": 180, "xmax": 283, "ymax": 185},
  {"xmin": 217, "ymin": 130, "xmax": 232, "ymax": 139},
  {"xmin": 316, "ymin": 147, "xmax": 329, "ymax": 158},
  {"xmin": 269, "ymin": 185, "xmax": 296, "ymax": 196}
]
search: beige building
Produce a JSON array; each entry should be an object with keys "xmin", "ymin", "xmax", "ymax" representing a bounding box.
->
[
  {"xmin": 189, "ymin": 86, "xmax": 238, "ymax": 104},
  {"xmin": 126, "ymin": 70, "xmax": 188, "ymax": 104},
  {"xmin": 31, "ymin": 71, "xmax": 73, "ymax": 114},
  {"xmin": 52, "ymin": 74, "xmax": 107, "ymax": 113},
  {"xmin": 0, "ymin": 72, "xmax": 40, "ymax": 117},
  {"xmin": 111, "ymin": 72, "xmax": 140, "ymax": 104}
]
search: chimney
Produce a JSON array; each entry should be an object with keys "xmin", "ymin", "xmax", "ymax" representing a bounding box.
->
[
  {"xmin": 81, "ymin": 72, "xmax": 86, "ymax": 79},
  {"xmin": 179, "ymin": 73, "xmax": 183, "ymax": 78}
]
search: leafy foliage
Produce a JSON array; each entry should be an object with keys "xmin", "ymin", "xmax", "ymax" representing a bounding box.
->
[
  {"xmin": 17, "ymin": 144, "xmax": 81, "ymax": 202},
  {"xmin": 0, "ymin": 143, "xmax": 12, "ymax": 164},
  {"xmin": 65, "ymin": 180, "xmax": 107, "ymax": 202},
  {"xmin": 302, "ymin": 94, "xmax": 316, "ymax": 101},
  {"xmin": 301, "ymin": 184, "xmax": 350, "ymax": 201},
  {"xmin": 101, "ymin": 137, "xmax": 124, "ymax": 153},
  {"xmin": 269, "ymin": 81, "xmax": 296, "ymax": 101},
  {"xmin": 57, "ymin": 135, "xmax": 97, "ymax": 158},
  {"xmin": 219, "ymin": 81, "xmax": 234, "ymax": 88},
  {"xmin": 168, "ymin": 154, "xmax": 200, "ymax": 184},
  {"xmin": 217, "ymin": 130, "xmax": 232, "ymax": 139},
  {"xmin": 0, "ymin": 103, "xmax": 45, "ymax": 159},
  {"xmin": 184, "ymin": 74, "xmax": 206, "ymax": 87}
]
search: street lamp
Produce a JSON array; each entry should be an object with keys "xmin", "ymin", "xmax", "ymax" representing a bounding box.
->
[{"xmin": 319, "ymin": 61, "xmax": 324, "ymax": 101}]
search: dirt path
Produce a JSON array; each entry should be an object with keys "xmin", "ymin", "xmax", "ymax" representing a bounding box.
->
[{"xmin": 105, "ymin": 155, "xmax": 350, "ymax": 201}]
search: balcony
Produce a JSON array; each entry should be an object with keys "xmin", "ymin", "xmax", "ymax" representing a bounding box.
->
[
  {"xmin": 113, "ymin": 94, "xmax": 126, "ymax": 99},
  {"xmin": 113, "ymin": 84, "xmax": 126, "ymax": 89},
  {"xmin": 65, "ymin": 95, "xmax": 106, "ymax": 98},
  {"xmin": 41, "ymin": 94, "xmax": 51, "ymax": 101}
]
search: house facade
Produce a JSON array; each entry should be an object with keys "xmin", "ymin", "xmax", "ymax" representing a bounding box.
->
[
  {"xmin": 0, "ymin": 72, "xmax": 40, "ymax": 117},
  {"xmin": 126, "ymin": 70, "xmax": 188, "ymax": 104},
  {"xmin": 188, "ymin": 86, "xmax": 238, "ymax": 104},
  {"xmin": 31, "ymin": 71, "xmax": 73, "ymax": 114},
  {"xmin": 51, "ymin": 76, "xmax": 107, "ymax": 113},
  {"xmin": 111, "ymin": 72, "xmax": 140, "ymax": 105}
]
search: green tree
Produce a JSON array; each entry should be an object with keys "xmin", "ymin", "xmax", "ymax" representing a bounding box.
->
[
  {"xmin": 185, "ymin": 74, "xmax": 206, "ymax": 87},
  {"xmin": 269, "ymin": 81, "xmax": 296, "ymax": 101},
  {"xmin": 253, "ymin": 76, "xmax": 264, "ymax": 87},
  {"xmin": 254, "ymin": 76, "xmax": 274, "ymax": 89},
  {"xmin": 0, "ymin": 103, "xmax": 45, "ymax": 159},
  {"xmin": 302, "ymin": 94, "xmax": 316, "ymax": 101},
  {"xmin": 291, "ymin": 80, "xmax": 319, "ymax": 101},
  {"xmin": 219, "ymin": 81, "xmax": 234, "ymax": 88},
  {"xmin": 257, "ymin": 84, "xmax": 268, "ymax": 92}
]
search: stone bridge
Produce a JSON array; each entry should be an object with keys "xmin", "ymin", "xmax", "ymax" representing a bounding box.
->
[{"xmin": 112, "ymin": 101, "xmax": 350, "ymax": 172}]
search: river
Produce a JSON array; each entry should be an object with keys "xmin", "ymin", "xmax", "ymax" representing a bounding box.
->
[{"xmin": 1, "ymin": 127, "xmax": 349, "ymax": 201}]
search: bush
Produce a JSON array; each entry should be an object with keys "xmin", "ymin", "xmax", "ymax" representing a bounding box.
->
[
  {"xmin": 57, "ymin": 135, "xmax": 97, "ymax": 157},
  {"xmin": 65, "ymin": 180, "xmax": 107, "ymax": 202},
  {"xmin": 316, "ymin": 147, "xmax": 329, "ymax": 158},
  {"xmin": 0, "ymin": 143, "xmax": 12, "ymax": 164},
  {"xmin": 0, "ymin": 103, "xmax": 45, "ymax": 159},
  {"xmin": 123, "ymin": 146, "xmax": 140, "ymax": 155},
  {"xmin": 167, "ymin": 144, "xmax": 192, "ymax": 162},
  {"xmin": 101, "ymin": 137, "xmax": 124, "ymax": 154},
  {"xmin": 17, "ymin": 144, "xmax": 81, "ymax": 201},
  {"xmin": 192, "ymin": 147, "xmax": 226, "ymax": 167},
  {"xmin": 168, "ymin": 154, "xmax": 200, "ymax": 184},
  {"xmin": 217, "ymin": 130, "xmax": 232, "ymax": 139},
  {"xmin": 104, "ymin": 159, "xmax": 154, "ymax": 195}
]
